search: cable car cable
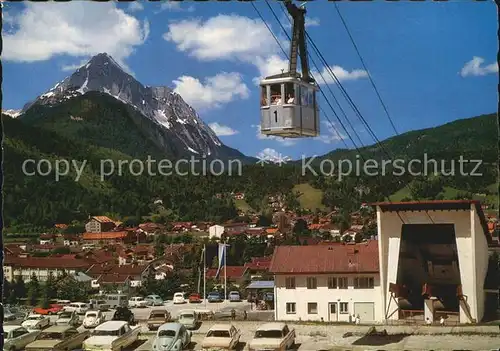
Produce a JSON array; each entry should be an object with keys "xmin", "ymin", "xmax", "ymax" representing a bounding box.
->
[
  {"xmin": 255, "ymin": 1, "xmax": 403, "ymax": 207},
  {"xmin": 252, "ymin": 1, "xmax": 349, "ymax": 148},
  {"xmin": 272, "ymin": 0, "xmax": 365, "ymax": 149},
  {"xmin": 334, "ymin": 3, "xmax": 399, "ymax": 135},
  {"xmin": 259, "ymin": 1, "xmax": 431, "ymax": 226},
  {"xmin": 263, "ymin": 0, "xmax": 364, "ymax": 150}
]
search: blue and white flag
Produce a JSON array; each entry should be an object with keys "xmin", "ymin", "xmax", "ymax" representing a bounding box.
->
[{"xmin": 215, "ymin": 243, "xmax": 229, "ymax": 279}]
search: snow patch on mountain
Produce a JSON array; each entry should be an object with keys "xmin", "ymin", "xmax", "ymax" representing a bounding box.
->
[{"xmin": 2, "ymin": 109, "xmax": 22, "ymax": 118}]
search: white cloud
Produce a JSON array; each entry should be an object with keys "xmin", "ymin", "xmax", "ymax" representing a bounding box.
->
[
  {"xmin": 257, "ymin": 148, "xmax": 292, "ymax": 163},
  {"xmin": 157, "ymin": 1, "xmax": 194, "ymax": 12},
  {"xmin": 172, "ymin": 72, "xmax": 250, "ymax": 111},
  {"xmin": 283, "ymin": 14, "xmax": 321, "ymax": 28},
  {"xmin": 2, "ymin": 2, "xmax": 149, "ymax": 68},
  {"xmin": 252, "ymin": 55, "xmax": 290, "ymax": 85},
  {"xmin": 252, "ymin": 124, "xmax": 297, "ymax": 146},
  {"xmin": 314, "ymin": 121, "xmax": 346, "ymax": 144},
  {"xmin": 127, "ymin": 2, "xmax": 144, "ymax": 12},
  {"xmin": 164, "ymin": 15, "xmax": 279, "ymax": 61},
  {"xmin": 61, "ymin": 58, "xmax": 90, "ymax": 72},
  {"xmin": 313, "ymin": 66, "xmax": 368, "ymax": 84},
  {"xmin": 208, "ymin": 123, "xmax": 239, "ymax": 136},
  {"xmin": 460, "ymin": 56, "xmax": 498, "ymax": 77}
]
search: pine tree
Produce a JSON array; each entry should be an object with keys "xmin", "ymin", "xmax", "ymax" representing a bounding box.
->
[{"xmin": 26, "ymin": 273, "xmax": 40, "ymax": 305}]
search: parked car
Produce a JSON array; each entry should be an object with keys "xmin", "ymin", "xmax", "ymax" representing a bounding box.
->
[
  {"xmin": 3, "ymin": 306, "xmax": 17, "ymax": 321},
  {"xmin": 3, "ymin": 325, "xmax": 40, "ymax": 351},
  {"xmin": 33, "ymin": 304, "xmax": 64, "ymax": 315},
  {"xmin": 263, "ymin": 292, "xmax": 274, "ymax": 301},
  {"xmin": 173, "ymin": 292, "xmax": 186, "ymax": 304},
  {"xmin": 88, "ymin": 299, "xmax": 110, "ymax": 311},
  {"xmin": 82, "ymin": 310, "xmax": 106, "ymax": 329},
  {"xmin": 201, "ymin": 324, "xmax": 241, "ymax": 350},
  {"xmin": 178, "ymin": 310, "xmax": 198, "ymax": 330},
  {"xmin": 188, "ymin": 293, "xmax": 202, "ymax": 303},
  {"xmin": 207, "ymin": 292, "xmax": 223, "ymax": 303},
  {"xmin": 128, "ymin": 296, "xmax": 148, "ymax": 308},
  {"xmin": 104, "ymin": 294, "xmax": 128, "ymax": 309},
  {"xmin": 146, "ymin": 309, "xmax": 172, "ymax": 331},
  {"xmin": 145, "ymin": 294, "xmax": 164, "ymax": 306},
  {"xmin": 228, "ymin": 291, "xmax": 241, "ymax": 302},
  {"xmin": 82, "ymin": 321, "xmax": 141, "ymax": 351},
  {"xmin": 112, "ymin": 306, "xmax": 135, "ymax": 325},
  {"xmin": 64, "ymin": 302, "xmax": 89, "ymax": 315},
  {"xmin": 152, "ymin": 323, "xmax": 192, "ymax": 351},
  {"xmin": 21, "ymin": 314, "xmax": 51, "ymax": 331},
  {"xmin": 248, "ymin": 322, "xmax": 296, "ymax": 351},
  {"xmin": 55, "ymin": 310, "xmax": 79, "ymax": 327},
  {"xmin": 25, "ymin": 325, "xmax": 90, "ymax": 351}
]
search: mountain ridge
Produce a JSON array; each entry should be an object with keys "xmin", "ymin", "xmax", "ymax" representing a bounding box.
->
[{"xmin": 19, "ymin": 52, "xmax": 251, "ymax": 162}]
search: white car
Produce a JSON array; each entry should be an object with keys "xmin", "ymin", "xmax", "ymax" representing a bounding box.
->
[
  {"xmin": 3, "ymin": 325, "xmax": 40, "ymax": 351},
  {"xmin": 64, "ymin": 302, "xmax": 89, "ymax": 315},
  {"xmin": 173, "ymin": 292, "xmax": 186, "ymax": 304},
  {"xmin": 145, "ymin": 294, "xmax": 164, "ymax": 306},
  {"xmin": 83, "ymin": 310, "xmax": 106, "ymax": 329},
  {"xmin": 248, "ymin": 322, "xmax": 296, "ymax": 351},
  {"xmin": 55, "ymin": 310, "xmax": 80, "ymax": 327},
  {"xmin": 201, "ymin": 324, "xmax": 241, "ymax": 350},
  {"xmin": 128, "ymin": 296, "xmax": 148, "ymax": 308},
  {"xmin": 82, "ymin": 320, "xmax": 141, "ymax": 351},
  {"xmin": 21, "ymin": 314, "xmax": 51, "ymax": 331}
]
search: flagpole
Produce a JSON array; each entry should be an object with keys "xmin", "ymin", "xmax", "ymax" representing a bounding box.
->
[
  {"xmin": 224, "ymin": 240, "xmax": 227, "ymax": 302},
  {"xmin": 203, "ymin": 244, "xmax": 207, "ymax": 307}
]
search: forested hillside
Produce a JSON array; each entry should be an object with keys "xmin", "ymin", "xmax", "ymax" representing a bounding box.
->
[{"xmin": 2, "ymin": 111, "xmax": 498, "ymax": 231}]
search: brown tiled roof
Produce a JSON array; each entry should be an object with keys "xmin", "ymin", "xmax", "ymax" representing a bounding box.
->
[
  {"xmin": 5, "ymin": 256, "xmax": 92, "ymax": 269},
  {"xmin": 269, "ymin": 241, "xmax": 379, "ymax": 274},
  {"xmin": 86, "ymin": 263, "xmax": 149, "ymax": 277},
  {"xmin": 91, "ymin": 216, "xmax": 115, "ymax": 223},
  {"xmin": 55, "ymin": 224, "xmax": 69, "ymax": 229},
  {"xmin": 5, "ymin": 244, "xmax": 25, "ymax": 255},
  {"xmin": 206, "ymin": 266, "xmax": 248, "ymax": 279},
  {"xmin": 82, "ymin": 231, "xmax": 128, "ymax": 240}
]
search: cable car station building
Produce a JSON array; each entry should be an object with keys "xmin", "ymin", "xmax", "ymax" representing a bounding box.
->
[{"xmin": 375, "ymin": 200, "xmax": 491, "ymax": 324}]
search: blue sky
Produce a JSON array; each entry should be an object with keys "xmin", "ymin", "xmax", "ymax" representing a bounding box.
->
[{"xmin": 2, "ymin": 0, "xmax": 497, "ymax": 160}]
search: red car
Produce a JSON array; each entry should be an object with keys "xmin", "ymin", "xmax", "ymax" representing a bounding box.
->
[
  {"xmin": 188, "ymin": 293, "xmax": 202, "ymax": 303},
  {"xmin": 33, "ymin": 304, "xmax": 64, "ymax": 315}
]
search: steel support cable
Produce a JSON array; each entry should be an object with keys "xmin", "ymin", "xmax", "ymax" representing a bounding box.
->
[
  {"xmin": 266, "ymin": 1, "xmax": 421, "ymax": 226},
  {"xmin": 334, "ymin": 3, "xmax": 399, "ymax": 135},
  {"xmin": 252, "ymin": 1, "xmax": 353, "ymax": 150},
  {"xmin": 270, "ymin": 0, "xmax": 365, "ymax": 149},
  {"xmin": 258, "ymin": 0, "xmax": 406, "ymax": 220},
  {"xmin": 300, "ymin": 10, "xmax": 434, "ymax": 223}
]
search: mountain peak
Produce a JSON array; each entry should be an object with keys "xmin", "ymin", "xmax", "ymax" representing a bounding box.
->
[
  {"xmin": 22, "ymin": 54, "xmax": 232, "ymax": 158},
  {"xmin": 86, "ymin": 52, "xmax": 124, "ymax": 71}
]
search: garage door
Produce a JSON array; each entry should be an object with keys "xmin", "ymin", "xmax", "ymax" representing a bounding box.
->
[{"xmin": 354, "ymin": 302, "xmax": 375, "ymax": 322}]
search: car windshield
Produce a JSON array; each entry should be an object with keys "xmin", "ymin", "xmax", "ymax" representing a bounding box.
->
[
  {"xmin": 59, "ymin": 312, "xmax": 73, "ymax": 318},
  {"xmin": 255, "ymin": 330, "xmax": 283, "ymax": 338},
  {"xmin": 150, "ymin": 312, "xmax": 166, "ymax": 318},
  {"xmin": 38, "ymin": 332, "xmax": 63, "ymax": 340},
  {"xmin": 158, "ymin": 330, "xmax": 176, "ymax": 338},
  {"xmin": 180, "ymin": 314, "xmax": 194, "ymax": 319},
  {"xmin": 135, "ymin": 297, "xmax": 144, "ymax": 301},
  {"xmin": 86, "ymin": 313, "xmax": 97, "ymax": 318},
  {"xmin": 28, "ymin": 316, "xmax": 42, "ymax": 320},
  {"xmin": 209, "ymin": 294, "xmax": 219, "ymax": 297},
  {"xmin": 93, "ymin": 329, "xmax": 120, "ymax": 336},
  {"xmin": 207, "ymin": 330, "xmax": 230, "ymax": 338}
]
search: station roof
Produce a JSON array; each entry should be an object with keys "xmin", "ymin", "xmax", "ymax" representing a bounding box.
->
[
  {"xmin": 246, "ymin": 281, "xmax": 275, "ymax": 289},
  {"xmin": 371, "ymin": 200, "xmax": 490, "ymax": 242}
]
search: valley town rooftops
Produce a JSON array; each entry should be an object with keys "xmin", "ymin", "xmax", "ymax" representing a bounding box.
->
[
  {"xmin": 269, "ymin": 240, "xmax": 379, "ymax": 274},
  {"xmin": 90, "ymin": 216, "xmax": 115, "ymax": 223}
]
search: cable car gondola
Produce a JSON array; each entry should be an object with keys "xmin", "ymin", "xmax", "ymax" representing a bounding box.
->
[{"xmin": 260, "ymin": 0, "xmax": 319, "ymax": 138}]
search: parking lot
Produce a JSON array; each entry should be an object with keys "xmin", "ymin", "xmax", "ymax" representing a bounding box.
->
[{"xmin": 6, "ymin": 301, "xmax": 500, "ymax": 350}]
